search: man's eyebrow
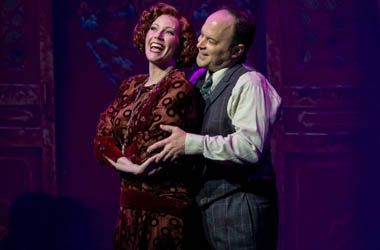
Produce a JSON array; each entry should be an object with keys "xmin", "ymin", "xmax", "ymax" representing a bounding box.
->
[{"xmin": 201, "ymin": 31, "xmax": 217, "ymax": 42}]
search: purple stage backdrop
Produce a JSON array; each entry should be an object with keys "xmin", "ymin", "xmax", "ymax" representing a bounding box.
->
[{"xmin": 0, "ymin": 0, "xmax": 379, "ymax": 249}]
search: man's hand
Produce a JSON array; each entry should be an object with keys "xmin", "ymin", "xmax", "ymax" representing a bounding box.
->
[
  {"xmin": 147, "ymin": 125, "xmax": 186, "ymax": 162},
  {"xmin": 105, "ymin": 155, "xmax": 159, "ymax": 176}
]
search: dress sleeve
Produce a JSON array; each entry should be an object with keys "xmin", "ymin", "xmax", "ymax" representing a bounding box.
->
[
  {"xmin": 93, "ymin": 79, "xmax": 131, "ymax": 167},
  {"xmin": 124, "ymin": 73, "xmax": 199, "ymax": 165}
]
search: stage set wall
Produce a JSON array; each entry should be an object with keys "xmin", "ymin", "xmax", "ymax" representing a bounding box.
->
[{"xmin": 0, "ymin": 0, "xmax": 379, "ymax": 249}]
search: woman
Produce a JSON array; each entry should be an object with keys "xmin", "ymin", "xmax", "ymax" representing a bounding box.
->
[{"xmin": 93, "ymin": 2, "xmax": 203, "ymax": 250}]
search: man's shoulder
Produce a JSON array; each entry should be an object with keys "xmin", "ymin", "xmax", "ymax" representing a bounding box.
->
[
  {"xmin": 237, "ymin": 64, "xmax": 268, "ymax": 85},
  {"xmin": 236, "ymin": 69, "xmax": 281, "ymax": 104},
  {"xmin": 225, "ymin": 63, "xmax": 256, "ymax": 81}
]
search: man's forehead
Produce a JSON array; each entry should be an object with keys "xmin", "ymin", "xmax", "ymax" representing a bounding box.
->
[
  {"xmin": 202, "ymin": 11, "xmax": 234, "ymax": 38},
  {"xmin": 207, "ymin": 10, "xmax": 235, "ymax": 25}
]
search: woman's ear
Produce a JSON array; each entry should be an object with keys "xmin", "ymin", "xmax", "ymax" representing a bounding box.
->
[{"xmin": 231, "ymin": 44, "xmax": 245, "ymax": 59}]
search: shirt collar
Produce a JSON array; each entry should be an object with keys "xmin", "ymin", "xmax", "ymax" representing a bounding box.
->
[{"xmin": 205, "ymin": 68, "xmax": 229, "ymax": 86}]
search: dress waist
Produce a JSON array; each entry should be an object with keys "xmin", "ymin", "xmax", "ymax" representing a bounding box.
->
[{"xmin": 120, "ymin": 188, "xmax": 186, "ymax": 217}]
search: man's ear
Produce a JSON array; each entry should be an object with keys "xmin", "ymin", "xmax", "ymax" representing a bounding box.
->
[{"xmin": 231, "ymin": 44, "xmax": 245, "ymax": 59}]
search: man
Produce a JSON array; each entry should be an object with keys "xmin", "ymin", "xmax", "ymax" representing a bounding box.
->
[{"xmin": 148, "ymin": 7, "xmax": 281, "ymax": 250}]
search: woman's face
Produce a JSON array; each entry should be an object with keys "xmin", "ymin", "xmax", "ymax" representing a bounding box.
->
[{"xmin": 145, "ymin": 14, "xmax": 180, "ymax": 68}]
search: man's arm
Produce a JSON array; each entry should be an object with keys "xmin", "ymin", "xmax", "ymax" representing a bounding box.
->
[
  {"xmin": 147, "ymin": 124, "xmax": 187, "ymax": 162},
  {"xmin": 148, "ymin": 71, "xmax": 282, "ymax": 165},
  {"xmin": 186, "ymin": 71, "xmax": 281, "ymax": 164}
]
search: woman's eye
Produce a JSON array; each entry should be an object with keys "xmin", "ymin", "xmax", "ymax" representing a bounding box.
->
[
  {"xmin": 166, "ymin": 30, "xmax": 174, "ymax": 35},
  {"xmin": 150, "ymin": 26, "xmax": 157, "ymax": 31}
]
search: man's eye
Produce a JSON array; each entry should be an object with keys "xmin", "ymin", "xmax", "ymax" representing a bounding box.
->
[{"xmin": 208, "ymin": 39, "xmax": 217, "ymax": 44}]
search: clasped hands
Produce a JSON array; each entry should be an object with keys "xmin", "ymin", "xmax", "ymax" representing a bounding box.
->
[{"xmin": 105, "ymin": 125, "xmax": 186, "ymax": 176}]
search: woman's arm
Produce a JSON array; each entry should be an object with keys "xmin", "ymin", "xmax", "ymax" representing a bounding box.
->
[
  {"xmin": 124, "ymin": 73, "xmax": 199, "ymax": 165},
  {"xmin": 93, "ymin": 78, "xmax": 132, "ymax": 167}
]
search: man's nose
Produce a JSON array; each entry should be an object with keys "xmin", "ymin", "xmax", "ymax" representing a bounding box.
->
[{"xmin": 197, "ymin": 36, "xmax": 205, "ymax": 48}]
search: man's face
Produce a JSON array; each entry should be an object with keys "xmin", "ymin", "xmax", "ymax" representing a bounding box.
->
[{"xmin": 196, "ymin": 10, "xmax": 236, "ymax": 73}]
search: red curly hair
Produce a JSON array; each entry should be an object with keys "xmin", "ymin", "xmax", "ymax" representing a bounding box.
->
[{"xmin": 133, "ymin": 2, "xmax": 197, "ymax": 68}]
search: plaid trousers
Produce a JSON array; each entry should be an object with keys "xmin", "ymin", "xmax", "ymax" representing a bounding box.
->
[{"xmin": 196, "ymin": 179, "xmax": 278, "ymax": 250}]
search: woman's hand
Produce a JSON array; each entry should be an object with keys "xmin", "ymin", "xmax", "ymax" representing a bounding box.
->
[{"xmin": 105, "ymin": 156, "xmax": 161, "ymax": 176}]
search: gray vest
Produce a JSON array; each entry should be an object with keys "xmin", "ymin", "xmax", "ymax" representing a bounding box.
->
[
  {"xmin": 195, "ymin": 64, "xmax": 275, "ymax": 207},
  {"xmin": 196, "ymin": 64, "xmax": 250, "ymax": 137}
]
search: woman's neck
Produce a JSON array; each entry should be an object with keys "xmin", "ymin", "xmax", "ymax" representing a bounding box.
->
[{"xmin": 146, "ymin": 63, "xmax": 175, "ymax": 86}]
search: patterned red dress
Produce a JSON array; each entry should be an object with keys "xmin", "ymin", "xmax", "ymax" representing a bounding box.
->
[{"xmin": 93, "ymin": 71, "xmax": 202, "ymax": 250}]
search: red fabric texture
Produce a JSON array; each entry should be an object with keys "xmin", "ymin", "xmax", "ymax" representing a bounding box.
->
[{"xmin": 93, "ymin": 71, "xmax": 203, "ymax": 249}]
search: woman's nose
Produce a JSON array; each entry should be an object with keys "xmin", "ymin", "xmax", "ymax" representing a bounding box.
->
[{"xmin": 155, "ymin": 30, "xmax": 164, "ymax": 40}]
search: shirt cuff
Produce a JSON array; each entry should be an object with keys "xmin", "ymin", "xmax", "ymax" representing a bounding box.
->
[{"xmin": 185, "ymin": 133, "xmax": 204, "ymax": 155}]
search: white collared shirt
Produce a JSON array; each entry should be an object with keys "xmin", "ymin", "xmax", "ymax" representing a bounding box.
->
[
  {"xmin": 205, "ymin": 68, "xmax": 229, "ymax": 92},
  {"xmin": 185, "ymin": 67, "xmax": 282, "ymax": 165}
]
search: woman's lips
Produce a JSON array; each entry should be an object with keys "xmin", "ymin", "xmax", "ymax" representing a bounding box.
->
[{"xmin": 150, "ymin": 42, "xmax": 164, "ymax": 52}]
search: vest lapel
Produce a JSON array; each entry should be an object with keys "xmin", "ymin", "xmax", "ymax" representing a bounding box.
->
[
  {"xmin": 204, "ymin": 64, "xmax": 243, "ymax": 113},
  {"xmin": 195, "ymin": 70, "xmax": 207, "ymax": 89}
]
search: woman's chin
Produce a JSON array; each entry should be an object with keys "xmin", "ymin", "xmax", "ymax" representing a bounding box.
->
[{"xmin": 148, "ymin": 59, "xmax": 174, "ymax": 69}]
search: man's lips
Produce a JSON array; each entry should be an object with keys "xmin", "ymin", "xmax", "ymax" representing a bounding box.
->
[{"xmin": 198, "ymin": 53, "xmax": 208, "ymax": 58}]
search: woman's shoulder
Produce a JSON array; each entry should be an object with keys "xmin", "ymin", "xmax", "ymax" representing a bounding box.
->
[
  {"xmin": 119, "ymin": 74, "xmax": 148, "ymax": 90},
  {"xmin": 167, "ymin": 70, "xmax": 194, "ymax": 89}
]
